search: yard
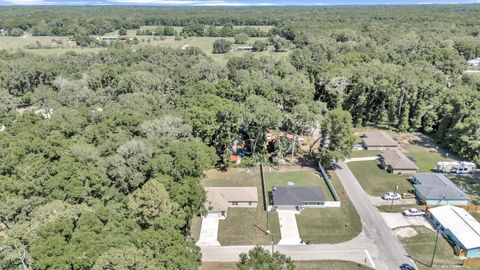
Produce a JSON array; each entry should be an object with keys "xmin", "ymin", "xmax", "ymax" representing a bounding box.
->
[
  {"xmin": 349, "ymin": 150, "xmax": 381, "ymax": 158},
  {"xmin": 348, "ymin": 160, "xmax": 413, "ymax": 196},
  {"xmin": 199, "ymin": 261, "xmax": 372, "ymax": 270},
  {"xmin": 401, "ymin": 227, "xmax": 466, "ymax": 270},
  {"xmin": 296, "ymin": 171, "xmax": 362, "ymax": 244},
  {"xmin": 201, "ymin": 168, "xmax": 281, "ymax": 246},
  {"xmin": 449, "ymin": 174, "xmax": 480, "ymax": 204},
  {"xmin": 401, "ymin": 143, "xmax": 449, "ymax": 173}
]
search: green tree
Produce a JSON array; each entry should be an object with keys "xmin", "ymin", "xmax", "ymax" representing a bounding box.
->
[
  {"xmin": 252, "ymin": 40, "xmax": 267, "ymax": 52},
  {"xmin": 234, "ymin": 33, "xmax": 249, "ymax": 44},
  {"xmin": 213, "ymin": 38, "xmax": 232, "ymax": 54},
  {"xmin": 118, "ymin": 28, "xmax": 127, "ymax": 35},
  {"xmin": 237, "ymin": 246, "xmax": 294, "ymax": 270},
  {"xmin": 318, "ymin": 109, "xmax": 355, "ymax": 165}
]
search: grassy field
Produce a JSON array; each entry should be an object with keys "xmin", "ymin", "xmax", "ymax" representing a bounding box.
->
[
  {"xmin": 349, "ymin": 150, "xmax": 381, "ymax": 158},
  {"xmin": 296, "ymin": 171, "xmax": 362, "ymax": 244},
  {"xmin": 449, "ymin": 174, "xmax": 480, "ymax": 203},
  {"xmin": 0, "ymin": 29, "xmax": 287, "ymax": 64},
  {"xmin": 348, "ymin": 161, "xmax": 413, "ymax": 196},
  {"xmin": 376, "ymin": 204, "xmax": 419, "ymax": 213},
  {"xmin": 401, "ymin": 143, "xmax": 449, "ymax": 173},
  {"xmin": 202, "ymin": 168, "xmax": 281, "ymax": 245},
  {"xmin": 401, "ymin": 227, "xmax": 465, "ymax": 270},
  {"xmin": 190, "ymin": 215, "xmax": 203, "ymax": 242},
  {"xmin": 199, "ymin": 260, "xmax": 372, "ymax": 270},
  {"xmin": 264, "ymin": 169, "xmax": 335, "ymax": 201}
]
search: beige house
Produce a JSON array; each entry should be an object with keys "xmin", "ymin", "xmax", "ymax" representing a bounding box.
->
[
  {"xmin": 361, "ymin": 131, "xmax": 399, "ymax": 150},
  {"xmin": 204, "ymin": 187, "xmax": 258, "ymax": 219},
  {"xmin": 379, "ymin": 149, "xmax": 418, "ymax": 174}
]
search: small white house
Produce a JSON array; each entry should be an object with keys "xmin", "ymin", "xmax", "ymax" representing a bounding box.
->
[{"xmin": 204, "ymin": 187, "xmax": 257, "ymax": 219}]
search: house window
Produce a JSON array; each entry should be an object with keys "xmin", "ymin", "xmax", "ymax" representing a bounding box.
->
[
  {"xmin": 232, "ymin": 201, "xmax": 238, "ymax": 206},
  {"xmin": 248, "ymin": 202, "xmax": 252, "ymax": 205}
]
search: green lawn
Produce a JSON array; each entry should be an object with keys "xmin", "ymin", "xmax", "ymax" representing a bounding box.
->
[
  {"xmin": 449, "ymin": 174, "xmax": 480, "ymax": 203},
  {"xmin": 264, "ymin": 169, "xmax": 335, "ymax": 201},
  {"xmin": 401, "ymin": 227, "xmax": 465, "ymax": 270},
  {"xmin": 350, "ymin": 150, "xmax": 381, "ymax": 158},
  {"xmin": 296, "ymin": 171, "xmax": 362, "ymax": 244},
  {"xmin": 190, "ymin": 215, "xmax": 202, "ymax": 242},
  {"xmin": 199, "ymin": 260, "xmax": 372, "ymax": 270},
  {"xmin": 348, "ymin": 161, "xmax": 414, "ymax": 196},
  {"xmin": 402, "ymin": 143, "xmax": 449, "ymax": 173},
  {"xmin": 202, "ymin": 168, "xmax": 281, "ymax": 245}
]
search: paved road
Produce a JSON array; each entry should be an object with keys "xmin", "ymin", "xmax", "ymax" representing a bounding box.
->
[
  {"xmin": 201, "ymin": 232, "xmax": 377, "ymax": 268},
  {"xmin": 336, "ymin": 161, "xmax": 415, "ymax": 270}
]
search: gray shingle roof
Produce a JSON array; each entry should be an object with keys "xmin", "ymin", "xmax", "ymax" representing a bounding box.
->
[
  {"xmin": 272, "ymin": 186, "xmax": 325, "ymax": 206},
  {"xmin": 414, "ymin": 173, "xmax": 468, "ymax": 200}
]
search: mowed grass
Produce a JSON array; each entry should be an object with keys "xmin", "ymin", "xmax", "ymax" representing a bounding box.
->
[
  {"xmin": 349, "ymin": 150, "xmax": 381, "ymax": 158},
  {"xmin": 402, "ymin": 143, "xmax": 449, "ymax": 173},
  {"xmin": 0, "ymin": 36, "xmax": 104, "ymax": 55},
  {"xmin": 401, "ymin": 227, "xmax": 465, "ymax": 270},
  {"xmin": 348, "ymin": 161, "xmax": 413, "ymax": 196},
  {"xmin": 264, "ymin": 169, "xmax": 334, "ymax": 201},
  {"xmin": 189, "ymin": 215, "xmax": 202, "ymax": 242},
  {"xmin": 296, "ymin": 171, "xmax": 362, "ymax": 244},
  {"xmin": 202, "ymin": 168, "xmax": 281, "ymax": 246},
  {"xmin": 199, "ymin": 260, "xmax": 372, "ymax": 270}
]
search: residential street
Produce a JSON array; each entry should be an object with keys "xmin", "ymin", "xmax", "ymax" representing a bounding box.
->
[
  {"xmin": 201, "ymin": 231, "xmax": 377, "ymax": 268},
  {"xmin": 336, "ymin": 161, "xmax": 415, "ymax": 270}
]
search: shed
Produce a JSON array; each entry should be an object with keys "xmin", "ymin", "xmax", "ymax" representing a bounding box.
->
[{"xmin": 430, "ymin": 205, "xmax": 480, "ymax": 258}]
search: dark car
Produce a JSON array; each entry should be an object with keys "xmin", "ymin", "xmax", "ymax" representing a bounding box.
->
[{"xmin": 400, "ymin": 263, "xmax": 415, "ymax": 270}]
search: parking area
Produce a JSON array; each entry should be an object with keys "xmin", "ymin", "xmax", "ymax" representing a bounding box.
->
[
  {"xmin": 380, "ymin": 212, "xmax": 433, "ymax": 231},
  {"xmin": 277, "ymin": 210, "xmax": 302, "ymax": 245}
]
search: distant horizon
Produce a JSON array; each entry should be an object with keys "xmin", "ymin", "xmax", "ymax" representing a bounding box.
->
[{"xmin": 2, "ymin": 0, "xmax": 480, "ymax": 6}]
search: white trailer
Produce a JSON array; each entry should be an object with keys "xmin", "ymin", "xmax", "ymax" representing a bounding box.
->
[{"xmin": 436, "ymin": 161, "xmax": 477, "ymax": 174}]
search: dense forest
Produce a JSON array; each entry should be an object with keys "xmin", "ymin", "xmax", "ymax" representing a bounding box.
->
[{"xmin": 0, "ymin": 5, "xmax": 479, "ymax": 270}]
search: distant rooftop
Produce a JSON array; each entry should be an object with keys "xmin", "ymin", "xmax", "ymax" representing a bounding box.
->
[{"xmin": 362, "ymin": 131, "xmax": 399, "ymax": 147}]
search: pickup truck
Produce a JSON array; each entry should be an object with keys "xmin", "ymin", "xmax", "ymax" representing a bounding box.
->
[{"xmin": 403, "ymin": 208, "xmax": 426, "ymax": 217}]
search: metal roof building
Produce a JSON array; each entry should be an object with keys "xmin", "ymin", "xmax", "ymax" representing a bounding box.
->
[{"xmin": 430, "ymin": 205, "xmax": 480, "ymax": 257}]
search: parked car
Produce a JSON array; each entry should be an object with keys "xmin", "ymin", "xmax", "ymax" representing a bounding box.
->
[
  {"xmin": 401, "ymin": 193, "xmax": 415, "ymax": 199},
  {"xmin": 399, "ymin": 263, "xmax": 415, "ymax": 270},
  {"xmin": 382, "ymin": 192, "xmax": 401, "ymax": 200},
  {"xmin": 403, "ymin": 208, "xmax": 425, "ymax": 217}
]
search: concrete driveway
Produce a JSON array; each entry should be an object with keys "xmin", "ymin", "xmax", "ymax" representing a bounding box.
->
[
  {"xmin": 370, "ymin": 195, "xmax": 417, "ymax": 206},
  {"xmin": 277, "ymin": 210, "xmax": 302, "ymax": 245},
  {"xmin": 196, "ymin": 213, "xmax": 221, "ymax": 246}
]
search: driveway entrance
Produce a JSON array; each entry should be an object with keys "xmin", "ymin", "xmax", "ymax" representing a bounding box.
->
[
  {"xmin": 277, "ymin": 210, "xmax": 302, "ymax": 245},
  {"xmin": 196, "ymin": 213, "xmax": 221, "ymax": 246}
]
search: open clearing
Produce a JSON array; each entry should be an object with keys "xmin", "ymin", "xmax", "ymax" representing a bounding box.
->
[
  {"xmin": 0, "ymin": 25, "xmax": 286, "ymax": 65},
  {"xmin": 199, "ymin": 260, "xmax": 372, "ymax": 270},
  {"xmin": 348, "ymin": 161, "xmax": 413, "ymax": 196}
]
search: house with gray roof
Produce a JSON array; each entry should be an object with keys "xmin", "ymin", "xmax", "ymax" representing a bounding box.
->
[
  {"xmin": 271, "ymin": 186, "xmax": 326, "ymax": 211},
  {"xmin": 413, "ymin": 173, "xmax": 468, "ymax": 205}
]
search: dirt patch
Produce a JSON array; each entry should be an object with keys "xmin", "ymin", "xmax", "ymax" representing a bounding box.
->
[{"xmin": 394, "ymin": 227, "xmax": 418, "ymax": 239}]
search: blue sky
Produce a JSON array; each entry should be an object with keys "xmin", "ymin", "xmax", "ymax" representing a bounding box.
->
[{"xmin": 1, "ymin": 0, "xmax": 479, "ymax": 5}]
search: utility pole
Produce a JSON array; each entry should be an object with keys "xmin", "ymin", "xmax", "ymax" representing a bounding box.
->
[
  {"xmin": 291, "ymin": 134, "xmax": 296, "ymax": 164},
  {"xmin": 390, "ymin": 184, "xmax": 399, "ymax": 211},
  {"xmin": 430, "ymin": 229, "xmax": 440, "ymax": 267}
]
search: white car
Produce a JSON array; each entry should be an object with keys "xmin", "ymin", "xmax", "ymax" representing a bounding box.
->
[
  {"xmin": 403, "ymin": 208, "xmax": 425, "ymax": 217},
  {"xmin": 382, "ymin": 192, "xmax": 401, "ymax": 200}
]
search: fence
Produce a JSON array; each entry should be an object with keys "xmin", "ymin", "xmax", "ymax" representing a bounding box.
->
[
  {"xmin": 419, "ymin": 205, "xmax": 480, "ymax": 212},
  {"xmin": 464, "ymin": 258, "xmax": 480, "ymax": 267},
  {"xmin": 316, "ymin": 161, "xmax": 340, "ymax": 202}
]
